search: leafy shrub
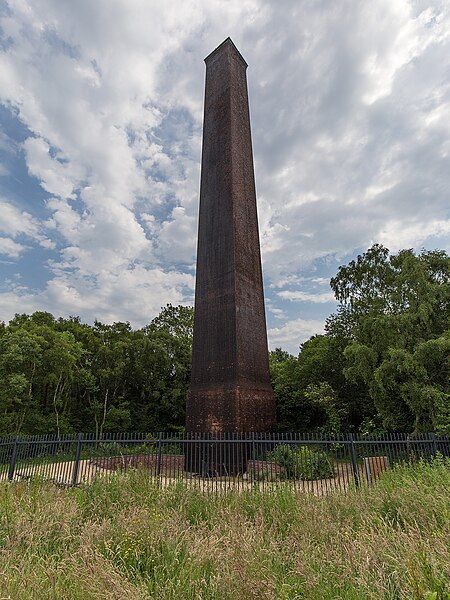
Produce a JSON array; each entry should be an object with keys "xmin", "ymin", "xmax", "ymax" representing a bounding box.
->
[{"xmin": 271, "ymin": 444, "xmax": 334, "ymax": 480}]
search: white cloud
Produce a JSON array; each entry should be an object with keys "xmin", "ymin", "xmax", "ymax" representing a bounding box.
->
[
  {"xmin": 0, "ymin": 199, "xmax": 38, "ymax": 238},
  {"xmin": 268, "ymin": 318, "xmax": 325, "ymax": 354},
  {"xmin": 378, "ymin": 219, "xmax": 450, "ymax": 252},
  {"xmin": 0, "ymin": 0, "xmax": 205, "ymax": 318},
  {"xmin": 0, "ymin": 266, "xmax": 194, "ymax": 326},
  {"xmin": 0, "ymin": 0, "xmax": 449, "ymax": 343},
  {"xmin": 266, "ymin": 298, "xmax": 286, "ymax": 320},
  {"xmin": 23, "ymin": 137, "xmax": 82, "ymax": 200},
  {"xmin": 0, "ymin": 236, "xmax": 26, "ymax": 258},
  {"xmin": 157, "ymin": 206, "xmax": 197, "ymax": 264},
  {"xmin": 278, "ymin": 290, "xmax": 335, "ymax": 303},
  {"xmin": 251, "ymin": 0, "xmax": 450, "ymax": 279},
  {"xmin": 311, "ymin": 278, "xmax": 330, "ymax": 286},
  {"xmin": 0, "ymin": 198, "xmax": 53, "ymax": 251}
]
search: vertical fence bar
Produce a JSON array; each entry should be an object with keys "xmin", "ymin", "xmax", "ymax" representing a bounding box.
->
[
  {"xmin": 348, "ymin": 433, "xmax": 360, "ymax": 488},
  {"xmin": 251, "ymin": 432, "xmax": 255, "ymax": 486},
  {"xmin": 8, "ymin": 436, "xmax": 19, "ymax": 481},
  {"xmin": 29, "ymin": 435, "xmax": 39, "ymax": 480},
  {"xmin": 3, "ymin": 431, "xmax": 448, "ymax": 493},
  {"xmin": 429, "ymin": 432, "xmax": 437, "ymax": 458},
  {"xmin": 80, "ymin": 433, "xmax": 88, "ymax": 484},
  {"xmin": 71, "ymin": 432, "xmax": 83, "ymax": 486},
  {"xmin": 87, "ymin": 432, "xmax": 94, "ymax": 483},
  {"xmin": 20, "ymin": 435, "xmax": 29, "ymax": 479},
  {"xmin": 156, "ymin": 432, "xmax": 162, "ymax": 478},
  {"xmin": 393, "ymin": 432, "xmax": 402, "ymax": 468}
]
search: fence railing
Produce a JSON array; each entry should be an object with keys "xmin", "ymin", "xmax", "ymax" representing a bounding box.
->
[{"xmin": 0, "ymin": 432, "xmax": 448, "ymax": 494}]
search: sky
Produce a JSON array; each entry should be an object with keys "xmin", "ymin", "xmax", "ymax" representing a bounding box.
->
[{"xmin": 0, "ymin": 0, "xmax": 449, "ymax": 354}]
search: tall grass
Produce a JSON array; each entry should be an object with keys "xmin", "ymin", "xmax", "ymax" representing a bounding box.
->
[{"xmin": 0, "ymin": 458, "xmax": 449, "ymax": 599}]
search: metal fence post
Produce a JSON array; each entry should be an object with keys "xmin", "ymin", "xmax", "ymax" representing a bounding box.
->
[
  {"xmin": 71, "ymin": 433, "xmax": 83, "ymax": 486},
  {"xmin": 348, "ymin": 433, "xmax": 360, "ymax": 488},
  {"xmin": 156, "ymin": 432, "xmax": 162, "ymax": 477},
  {"xmin": 429, "ymin": 432, "xmax": 437, "ymax": 458},
  {"xmin": 8, "ymin": 436, "xmax": 19, "ymax": 481},
  {"xmin": 251, "ymin": 432, "xmax": 256, "ymax": 484}
]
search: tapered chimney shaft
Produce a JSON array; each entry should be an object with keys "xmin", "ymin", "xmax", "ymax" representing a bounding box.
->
[{"xmin": 186, "ymin": 38, "xmax": 276, "ymax": 434}]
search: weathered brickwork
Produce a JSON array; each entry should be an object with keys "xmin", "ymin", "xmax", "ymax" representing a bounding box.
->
[{"xmin": 186, "ymin": 38, "xmax": 276, "ymax": 436}]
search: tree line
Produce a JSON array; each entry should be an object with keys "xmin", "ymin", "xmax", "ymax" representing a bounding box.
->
[{"xmin": 1, "ymin": 244, "xmax": 449, "ymax": 436}]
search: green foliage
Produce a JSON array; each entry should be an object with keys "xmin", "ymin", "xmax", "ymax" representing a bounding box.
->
[
  {"xmin": 332, "ymin": 245, "xmax": 450, "ymax": 433},
  {"xmin": 304, "ymin": 382, "xmax": 346, "ymax": 436},
  {"xmin": 272, "ymin": 244, "xmax": 449, "ymax": 435},
  {"xmin": 270, "ymin": 334, "xmax": 367, "ymax": 433},
  {"xmin": 0, "ymin": 305, "xmax": 194, "ymax": 435},
  {"xmin": 0, "ymin": 244, "xmax": 448, "ymax": 437},
  {"xmin": 1, "ymin": 459, "xmax": 449, "ymax": 599},
  {"xmin": 271, "ymin": 444, "xmax": 334, "ymax": 480}
]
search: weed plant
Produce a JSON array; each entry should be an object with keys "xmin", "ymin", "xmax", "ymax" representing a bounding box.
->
[
  {"xmin": 271, "ymin": 444, "xmax": 334, "ymax": 480},
  {"xmin": 0, "ymin": 457, "xmax": 449, "ymax": 599}
]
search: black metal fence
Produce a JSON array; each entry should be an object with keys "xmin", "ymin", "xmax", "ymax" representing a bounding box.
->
[{"xmin": 0, "ymin": 432, "xmax": 448, "ymax": 494}]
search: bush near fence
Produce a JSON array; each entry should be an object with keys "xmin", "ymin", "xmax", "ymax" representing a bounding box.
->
[
  {"xmin": 270, "ymin": 444, "xmax": 334, "ymax": 480},
  {"xmin": 1, "ymin": 432, "xmax": 448, "ymax": 492}
]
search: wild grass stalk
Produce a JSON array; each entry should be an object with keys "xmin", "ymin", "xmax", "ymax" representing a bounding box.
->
[{"xmin": 0, "ymin": 458, "xmax": 448, "ymax": 599}]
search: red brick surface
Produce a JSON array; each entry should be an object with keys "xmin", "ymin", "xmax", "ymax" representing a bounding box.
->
[{"xmin": 187, "ymin": 38, "xmax": 276, "ymax": 434}]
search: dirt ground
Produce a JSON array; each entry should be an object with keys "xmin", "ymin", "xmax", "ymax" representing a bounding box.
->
[{"xmin": 1, "ymin": 455, "xmax": 366, "ymax": 494}]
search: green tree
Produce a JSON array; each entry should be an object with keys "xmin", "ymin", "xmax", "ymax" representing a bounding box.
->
[
  {"xmin": 331, "ymin": 245, "xmax": 450, "ymax": 433},
  {"xmin": 87, "ymin": 322, "xmax": 131, "ymax": 437},
  {"xmin": 127, "ymin": 305, "xmax": 194, "ymax": 431},
  {"xmin": 0, "ymin": 329, "xmax": 43, "ymax": 434},
  {"xmin": 270, "ymin": 334, "xmax": 365, "ymax": 433}
]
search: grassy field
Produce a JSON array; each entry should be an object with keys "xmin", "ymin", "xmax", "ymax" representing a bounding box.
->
[{"xmin": 0, "ymin": 458, "xmax": 448, "ymax": 600}]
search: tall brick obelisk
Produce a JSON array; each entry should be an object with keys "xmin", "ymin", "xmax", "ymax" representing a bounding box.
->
[{"xmin": 186, "ymin": 38, "xmax": 276, "ymax": 436}]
